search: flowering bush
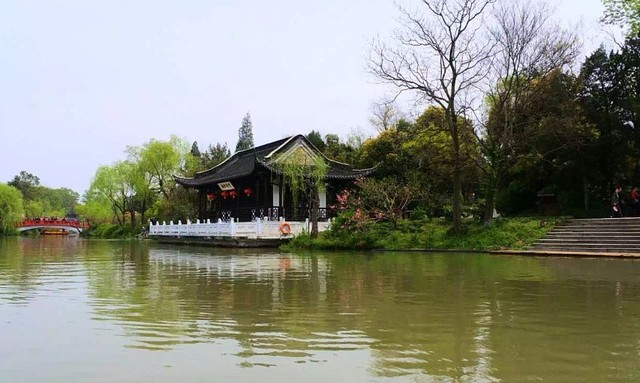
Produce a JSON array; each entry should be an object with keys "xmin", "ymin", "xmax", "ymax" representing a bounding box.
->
[{"xmin": 329, "ymin": 176, "xmax": 423, "ymax": 233}]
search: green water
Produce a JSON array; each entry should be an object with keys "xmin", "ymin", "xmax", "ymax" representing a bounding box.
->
[{"xmin": 1, "ymin": 237, "xmax": 639, "ymax": 382}]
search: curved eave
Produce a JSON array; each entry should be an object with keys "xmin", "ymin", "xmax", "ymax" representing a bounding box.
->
[
  {"xmin": 173, "ymin": 168, "xmax": 255, "ymax": 188},
  {"xmin": 256, "ymin": 160, "xmax": 377, "ymax": 180},
  {"xmin": 193, "ymin": 136, "xmax": 291, "ymax": 178},
  {"xmin": 173, "ymin": 175, "xmax": 199, "ymax": 187}
]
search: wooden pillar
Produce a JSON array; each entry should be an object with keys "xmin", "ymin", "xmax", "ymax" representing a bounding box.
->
[{"xmin": 198, "ymin": 189, "xmax": 204, "ymax": 220}]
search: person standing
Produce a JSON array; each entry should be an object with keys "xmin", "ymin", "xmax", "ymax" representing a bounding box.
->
[{"xmin": 612, "ymin": 186, "xmax": 624, "ymax": 217}]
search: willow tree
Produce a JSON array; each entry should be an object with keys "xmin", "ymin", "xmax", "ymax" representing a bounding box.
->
[
  {"xmin": 274, "ymin": 151, "xmax": 328, "ymax": 238},
  {"xmin": 138, "ymin": 136, "xmax": 188, "ymax": 199},
  {"xmin": 87, "ymin": 163, "xmax": 132, "ymax": 226},
  {"xmin": 0, "ymin": 183, "xmax": 24, "ymax": 233}
]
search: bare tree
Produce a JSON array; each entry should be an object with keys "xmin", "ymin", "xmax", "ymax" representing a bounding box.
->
[
  {"xmin": 370, "ymin": 0, "xmax": 496, "ymax": 232},
  {"xmin": 369, "ymin": 98, "xmax": 403, "ymax": 132},
  {"xmin": 478, "ymin": 0, "xmax": 580, "ymax": 222}
]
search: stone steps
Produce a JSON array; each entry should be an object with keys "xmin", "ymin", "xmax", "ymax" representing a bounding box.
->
[
  {"xmin": 539, "ymin": 238, "xmax": 640, "ymax": 244},
  {"xmin": 551, "ymin": 229, "xmax": 640, "ymax": 234},
  {"xmin": 531, "ymin": 218, "xmax": 640, "ymax": 254}
]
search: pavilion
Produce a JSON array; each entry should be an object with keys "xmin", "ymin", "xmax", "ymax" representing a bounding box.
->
[{"xmin": 173, "ymin": 135, "xmax": 376, "ymax": 223}]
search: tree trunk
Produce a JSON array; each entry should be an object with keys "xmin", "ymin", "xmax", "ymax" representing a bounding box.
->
[
  {"xmin": 130, "ymin": 209, "xmax": 136, "ymax": 230},
  {"xmin": 581, "ymin": 156, "xmax": 589, "ymax": 211},
  {"xmin": 451, "ymin": 114, "xmax": 463, "ymax": 233},
  {"xmin": 140, "ymin": 201, "xmax": 147, "ymax": 229},
  {"xmin": 483, "ymin": 163, "xmax": 501, "ymax": 224},
  {"xmin": 159, "ymin": 179, "xmax": 169, "ymax": 199},
  {"xmin": 483, "ymin": 184, "xmax": 496, "ymax": 225}
]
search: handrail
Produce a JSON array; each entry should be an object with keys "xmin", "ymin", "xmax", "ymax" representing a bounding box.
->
[
  {"xmin": 17, "ymin": 219, "xmax": 89, "ymax": 229},
  {"xmin": 201, "ymin": 206, "xmax": 331, "ymax": 222}
]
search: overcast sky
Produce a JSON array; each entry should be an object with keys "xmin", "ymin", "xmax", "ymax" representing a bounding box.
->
[{"xmin": 0, "ymin": 0, "xmax": 616, "ymax": 194}]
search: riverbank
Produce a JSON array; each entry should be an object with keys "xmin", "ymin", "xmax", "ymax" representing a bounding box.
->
[
  {"xmin": 283, "ymin": 217, "xmax": 566, "ymax": 252},
  {"xmin": 82, "ymin": 223, "xmax": 138, "ymax": 239}
]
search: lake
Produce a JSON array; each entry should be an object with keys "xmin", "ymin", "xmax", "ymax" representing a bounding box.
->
[{"xmin": 1, "ymin": 237, "xmax": 639, "ymax": 382}]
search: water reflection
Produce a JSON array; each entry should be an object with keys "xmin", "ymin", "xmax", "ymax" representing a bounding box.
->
[{"xmin": 1, "ymin": 237, "xmax": 640, "ymax": 382}]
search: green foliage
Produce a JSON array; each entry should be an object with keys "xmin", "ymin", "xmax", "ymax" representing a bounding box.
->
[
  {"xmin": 86, "ymin": 223, "xmax": 135, "ymax": 238},
  {"xmin": 484, "ymin": 69, "xmax": 593, "ymax": 216},
  {"xmin": 152, "ymin": 186, "xmax": 198, "ymax": 223},
  {"xmin": 137, "ymin": 135, "xmax": 187, "ymax": 198},
  {"xmin": 86, "ymin": 163, "xmax": 131, "ymax": 226},
  {"xmin": 0, "ymin": 183, "xmax": 24, "ymax": 234},
  {"xmin": 8, "ymin": 171, "xmax": 40, "ymax": 200},
  {"xmin": 7, "ymin": 171, "xmax": 78, "ymax": 219},
  {"xmin": 200, "ymin": 142, "xmax": 231, "ymax": 170},
  {"xmin": 75, "ymin": 198, "xmax": 112, "ymax": 225},
  {"xmin": 273, "ymin": 148, "xmax": 328, "ymax": 237},
  {"xmin": 577, "ymin": 37, "xmax": 640, "ymax": 206},
  {"xmin": 602, "ymin": 0, "xmax": 640, "ymax": 34},
  {"xmin": 28, "ymin": 186, "xmax": 78, "ymax": 217},
  {"xmin": 286, "ymin": 216, "xmax": 563, "ymax": 251},
  {"xmin": 84, "ymin": 135, "xmax": 193, "ymax": 231},
  {"xmin": 337, "ymin": 177, "xmax": 424, "ymax": 228},
  {"xmin": 495, "ymin": 179, "xmax": 538, "ymax": 215},
  {"xmin": 276, "ymin": 151, "xmax": 328, "ymax": 206},
  {"xmin": 306, "ymin": 130, "xmax": 326, "ymax": 151},
  {"xmin": 359, "ymin": 107, "xmax": 479, "ymax": 220},
  {"xmin": 24, "ymin": 199, "xmax": 45, "ymax": 218},
  {"xmin": 190, "ymin": 141, "xmax": 201, "ymax": 157},
  {"xmin": 359, "ymin": 128, "xmax": 411, "ymax": 178},
  {"xmin": 322, "ymin": 133, "xmax": 358, "ymax": 164},
  {"xmin": 235, "ymin": 112, "xmax": 254, "ymax": 152},
  {"xmin": 408, "ymin": 107, "xmax": 481, "ymax": 202}
]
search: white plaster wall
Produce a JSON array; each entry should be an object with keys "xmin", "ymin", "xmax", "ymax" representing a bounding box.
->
[
  {"xmin": 319, "ymin": 186, "xmax": 326, "ymax": 208},
  {"xmin": 272, "ymin": 184, "xmax": 280, "ymax": 207}
]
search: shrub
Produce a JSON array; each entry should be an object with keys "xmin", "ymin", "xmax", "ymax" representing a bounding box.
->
[{"xmin": 86, "ymin": 223, "xmax": 135, "ymax": 238}]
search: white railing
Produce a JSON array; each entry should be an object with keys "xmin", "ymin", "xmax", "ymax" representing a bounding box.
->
[{"xmin": 148, "ymin": 218, "xmax": 331, "ymax": 239}]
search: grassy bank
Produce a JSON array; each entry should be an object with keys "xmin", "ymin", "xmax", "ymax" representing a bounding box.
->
[
  {"xmin": 284, "ymin": 217, "xmax": 565, "ymax": 252},
  {"xmin": 83, "ymin": 223, "xmax": 137, "ymax": 239}
]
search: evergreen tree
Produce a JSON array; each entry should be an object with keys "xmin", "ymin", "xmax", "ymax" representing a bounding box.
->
[
  {"xmin": 202, "ymin": 142, "xmax": 231, "ymax": 169},
  {"xmin": 8, "ymin": 171, "xmax": 40, "ymax": 200},
  {"xmin": 190, "ymin": 141, "xmax": 201, "ymax": 157},
  {"xmin": 306, "ymin": 130, "xmax": 326, "ymax": 151},
  {"xmin": 235, "ymin": 112, "xmax": 254, "ymax": 152}
]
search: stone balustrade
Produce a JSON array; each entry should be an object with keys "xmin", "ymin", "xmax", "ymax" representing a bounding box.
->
[{"xmin": 148, "ymin": 218, "xmax": 331, "ymax": 239}]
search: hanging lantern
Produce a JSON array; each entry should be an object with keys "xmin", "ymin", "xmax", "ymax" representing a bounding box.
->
[
  {"xmin": 243, "ymin": 187, "xmax": 253, "ymax": 197},
  {"xmin": 221, "ymin": 191, "xmax": 229, "ymax": 199},
  {"xmin": 229, "ymin": 190, "xmax": 238, "ymax": 199},
  {"xmin": 207, "ymin": 193, "xmax": 216, "ymax": 201}
]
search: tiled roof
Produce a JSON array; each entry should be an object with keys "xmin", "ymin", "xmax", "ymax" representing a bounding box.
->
[
  {"xmin": 256, "ymin": 160, "xmax": 376, "ymax": 180},
  {"xmin": 174, "ymin": 135, "xmax": 376, "ymax": 187}
]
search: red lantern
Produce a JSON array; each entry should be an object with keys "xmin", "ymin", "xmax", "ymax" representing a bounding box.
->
[
  {"xmin": 229, "ymin": 190, "xmax": 237, "ymax": 199},
  {"xmin": 207, "ymin": 193, "xmax": 216, "ymax": 201},
  {"xmin": 221, "ymin": 191, "xmax": 229, "ymax": 199},
  {"xmin": 243, "ymin": 187, "xmax": 253, "ymax": 197}
]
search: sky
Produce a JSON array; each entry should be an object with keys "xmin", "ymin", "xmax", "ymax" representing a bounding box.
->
[{"xmin": 0, "ymin": 0, "xmax": 616, "ymax": 195}]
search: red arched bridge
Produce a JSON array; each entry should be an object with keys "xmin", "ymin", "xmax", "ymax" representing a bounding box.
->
[{"xmin": 16, "ymin": 219, "xmax": 89, "ymax": 234}]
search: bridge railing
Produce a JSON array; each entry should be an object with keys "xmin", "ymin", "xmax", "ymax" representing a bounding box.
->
[
  {"xmin": 148, "ymin": 218, "xmax": 331, "ymax": 239},
  {"xmin": 17, "ymin": 219, "xmax": 89, "ymax": 229}
]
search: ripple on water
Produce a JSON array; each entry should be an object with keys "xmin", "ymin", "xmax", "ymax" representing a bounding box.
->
[{"xmin": 4, "ymin": 240, "xmax": 640, "ymax": 382}]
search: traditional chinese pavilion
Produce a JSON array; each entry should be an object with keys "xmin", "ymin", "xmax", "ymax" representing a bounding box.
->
[{"xmin": 174, "ymin": 135, "xmax": 375, "ymax": 222}]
